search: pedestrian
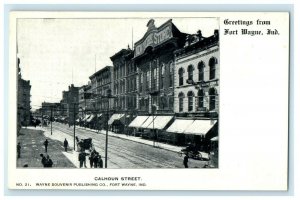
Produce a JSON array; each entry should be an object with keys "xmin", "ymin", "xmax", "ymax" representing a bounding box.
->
[
  {"xmin": 93, "ymin": 152, "xmax": 99, "ymax": 168},
  {"xmin": 89, "ymin": 150, "xmax": 96, "ymax": 168},
  {"xmin": 78, "ymin": 150, "xmax": 87, "ymax": 168},
  {"xmin": 40, "ymin": 153, "xmax": 47, "ymax": 167},
  {"xmin": 63, "ymin": 138, "xmax": 69, "ymax": 152},
  {"xmin": 183, "ymin": 154, "xmax": 189, "ymax": 168},
  {"xmin": 17, "ymin": 142, "xmax": 21, "ymax": 158},
  {"xmin": 97, "ymin": 154, "xmax": 103, "ymax": 168},
  {"xmin": 44, "ymin": 155, "xmax": 53, "ymax": 168},
  {"xmin": 43, "ymin": 139, "xmax": 49, "ymax": 153}
]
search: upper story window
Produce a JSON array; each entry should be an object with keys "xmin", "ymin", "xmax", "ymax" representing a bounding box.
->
[
  {"xmin": 198, "ymin": 89, "xmax": 204, "ymax": 108},
  {"xmin": 198, "ymin": 61, "xmax": 205, "ymax": 81},
  {"xmin": 187, "ymin": 91, "xmax": 194, "ymax": 112},
  {"xmin": 178, "ymin": 92, "xmax": 185, "ymax": 112},
  {"xmin": 178, "ymin": 68, "xmax": 184, "ymax": 86},
  {"xmin": 160, "ymin": 64, "xmax": 165, "ymax": 89},
  {"xmin": 169, "ymin": 62, "xmax": 174, "ymax": 87},
  {"xmin": 209, "ymin": 57, "xmax": 217, "ymax": 80},
  {"xmin": 209, "ymin": 88, "xmax": 217, "ymax": 111},
  {"xmin": 188, "ymin": 65, "xmax": 194, "ymax": 81}
]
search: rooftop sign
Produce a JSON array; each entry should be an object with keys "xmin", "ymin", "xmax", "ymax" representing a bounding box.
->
[{"xmin": 134, "ymin": 20, "xmax": 173, "ymax": 57}]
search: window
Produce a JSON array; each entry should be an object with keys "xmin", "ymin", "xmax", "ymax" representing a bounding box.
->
[
  {"xmin": 146, "ymin": 70, "xmax": 150, "ymax": 91},
  {"xmin": 198, "ymin": 61, "xmax": 205, "ymax": 81},
  {"xmin": 139, "ymin": 73, "xmax": 143, "ymax": 92},
  {"xmin": 209, "ymin": 88, "xmax": 217, "ymax": 110},
  {"xmin": 169, "ymin": 62, "xmax": 174, "ymax": 87},
  {"xmin": 178, "ymin": 92, "xmax": 185, "ymax": 112},
  {"xmin": 168, "ymin": 96, "xmax": 174, "ymax": 110},
  {"xmin": 178, "ymin": 68, "xmax": 184, "ymax": 86},
  {"xmin": 188, "ymin": 65, "xmax": 194, "ymax": 80},
  {"xmin": 198, "ymin": 89, "xmax": 204, "ymax": 109},
  {"xmin": 160, "ymin": 96, "xmax": 167, "ymax": 110},
  {"xmin": 187, "ymin": 91, "xmax": 194, "ymax": 112},
  {"xmin": 160, "ymin": 64, "xmax": 165, "ymax": 89},
  {"xmin": 209, "ymin": 57, "xmax": 217, "ymax": 80},
  {"xmin": 152, "ymin": 67, "xmax": 157, "ymax": 90}
]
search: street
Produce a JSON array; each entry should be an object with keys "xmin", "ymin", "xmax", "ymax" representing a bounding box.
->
[{"xmin": 18, "ymin": 123, "xmax": 208, "ymax": 168}]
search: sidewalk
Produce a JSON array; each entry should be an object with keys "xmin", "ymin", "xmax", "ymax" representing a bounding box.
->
[{"xmin": 17, "ymin": 127, "xmax": 76, "ymax": 168}]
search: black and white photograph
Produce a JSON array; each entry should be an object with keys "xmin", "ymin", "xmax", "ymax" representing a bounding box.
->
[
  {"xmin": 7, "ymin": 11, "xmax": 289, "ymax": 191},
  {"xmin": 16, "ymin": 16, "xmax": 219, "ymax": 169}
]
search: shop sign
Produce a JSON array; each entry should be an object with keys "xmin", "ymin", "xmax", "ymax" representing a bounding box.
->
[{"xmin": 135, "ymin": 25, "xmax": 172, "ymax": 57}]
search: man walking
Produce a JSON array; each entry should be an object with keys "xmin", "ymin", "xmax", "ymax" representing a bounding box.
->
[
  {"xmin": 78, "ymin": 150, "xmax": 87, "ymax": 168},
  {"xmin": 17, "ymin": 142, "xmax": 21, "ymax": 158},
  {"xmin": 63, "ymin": 138, "xmax": 69, "ymax": 152},
  {"xmin": 40, "ymin": 153, "xmax": 47, "ymax": 167},
  {"xmin": 43, "ymin": 139, "xmax": 49, "ymax": 153},
  {"xmin": 183, "ymin": 154, "xmax": 189, "ymax": 168}
]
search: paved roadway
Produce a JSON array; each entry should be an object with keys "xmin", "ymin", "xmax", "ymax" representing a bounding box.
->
[{"xmin": 50, "ymin": 122, "xmax": 207, "ymax": 168}]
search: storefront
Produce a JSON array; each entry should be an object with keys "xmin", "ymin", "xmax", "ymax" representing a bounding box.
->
[{"xmin": 166, "ymin": 119, "xmax": 218, "ymax": 148}]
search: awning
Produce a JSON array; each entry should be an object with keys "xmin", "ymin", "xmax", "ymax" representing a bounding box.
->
[
  {"xmin": 82, "ymin": 114, "xmax": 90, "ymax": 121},
  {"xmin": 128, "ymin": 116, "xmax": 149, "ymax": 128},
  {"xmin": 184, "ymin": 120, "xmax": 217, "ymax": 136},
  {"xmin": 86, "ymin": 114, "xmax": 95, "ymax": 123},
  {"xmin": 108, "ymin": 114, "xmax": 125, "ymax": 125},
  {"xmin": 166, "ymin": 119, "xmax": 194, "ymax": 133},
  {"xmin": 146, "ymin": 116, "xmax": 173, "ymax": 130},
  {"xmin": 140, "ymin": 116, "xmax": 156, "ymax": 129},
  {"xmin": 210, "ymin": 136, "xmax": 218, "ymax": 141}
]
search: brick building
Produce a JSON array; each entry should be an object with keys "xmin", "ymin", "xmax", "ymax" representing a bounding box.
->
[
  {"xmin": 17, "ymin": 57, "xmax": 31, "ymax": 129},
  {"xmin": 89, "ymin": 66, "xmax": 114, "ymax": 129},
  {"xmin": 166, "ymin": 29, "xmax": 220, "ymax": 147}
]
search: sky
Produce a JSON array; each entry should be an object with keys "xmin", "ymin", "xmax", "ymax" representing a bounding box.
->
[{"xmin": 17, "ymin": 17, "xmax": 219, "ymax": 110}]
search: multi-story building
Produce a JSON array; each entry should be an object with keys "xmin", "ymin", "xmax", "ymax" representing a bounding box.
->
[
  {"xmin": 78, "ymin": 82, "xmax": 93, "ymax": 125},
  {"xmin": 133, "ymin": 19, "xmax": 187, "ymax": 114},
  {"xmin": 60, "ymin": 90, "xmax": 69, "ymax": 118},
  {"xmin": 110, "ymin": 47, "xmax": 135, "ymax": 133},
  {"xmin": 89, "ymin": 66, "xmax": 114, "ymax": 129},
  {"xmin": 67, "ymin": 84, "xmax": 79, "ymax": 125},
  {"xmin": 174, "ymin": 30, "xmax": 219, "ymax": 117},
  {"xmin": 127, "ymin": 19, "xmax": 187, "ymax": 140},
  {"xmin": 166, "ymin": 29, "xmax": 219, "ymax": 148},
  {"xmin": 17, "ymin": 58, "xmax": 31, "ymax": 128}
]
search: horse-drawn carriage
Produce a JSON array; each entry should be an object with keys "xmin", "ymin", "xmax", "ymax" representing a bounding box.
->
[{"xmin": 76, "ymin": 136, "xmax": 93, "ymax": 152}]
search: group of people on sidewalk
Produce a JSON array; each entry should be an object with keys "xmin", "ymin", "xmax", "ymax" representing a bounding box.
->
[{"xmin": 78, "ymin": 149, "xmax": 103, "ymax": 168}]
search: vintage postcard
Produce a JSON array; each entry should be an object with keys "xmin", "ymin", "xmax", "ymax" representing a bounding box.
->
[{"xmin": 8, "ymin": 11, "xmax": 289, "ymax": 190}]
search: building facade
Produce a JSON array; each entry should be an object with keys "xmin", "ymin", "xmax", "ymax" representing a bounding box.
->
[
  {"xmin": 166, "ymin": 29, "xmax": 219, "ymax": 149},
  {"xmin": 17, "ymin": 58, "xmax": 31, "ymax": 128},
  {"xmin": 133, "ymin": 19, "xmax": 187, "ymax": 115},
  {"xmin": 174, "ymin": 30, "xmax": 219, "ymax": 118}
]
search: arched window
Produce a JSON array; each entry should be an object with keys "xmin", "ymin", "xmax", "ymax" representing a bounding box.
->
[
  {"xmin": 178, "ymin": 68, "xmax": 184, "ymax": 86},
  {"xmin": 178, "ymin": 92, "xmax": 185, "ymax": 112},
  {"xmin": 160, "ymin": 64, "xmax": 165, "ymax": 89},
  {"xmin": 209, "ymin": 57, "xmax": 217, "ymax": 80},
  {"xmin": 198, "ymin": 61, "xmax": 205, "ymax": 81},
  {"xmin": 187, "ymin": 91, "xmax": 194, "ymax": 112},
  {"xmin": 198, "ymin": 89, "xmax": 204, "ymax": 109},
  {"xmin": 169, "ymin": 62, "xmax": 174, "ymax": 87},
  {"xmin": 209, "ymin": 88, "xmax": 217, "ymax": 111},
  {"xmin": 188, "ymin": 65, "xmax": 194, "ymax": 81}
]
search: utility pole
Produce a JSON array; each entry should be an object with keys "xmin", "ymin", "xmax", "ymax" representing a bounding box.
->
[
  {"xmin": 105, "ymin": 97, "xmax": 109, "ymax": 168},
  {"xmin": 50, "ymin": 106, "xmax": 53, "ymax": 135},
  {"xmin": 73, "ymin": 103, "xmax": 76, "ymax": 151}
]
